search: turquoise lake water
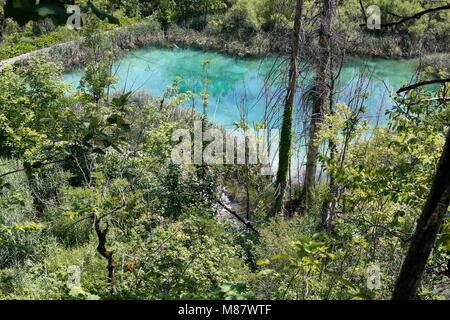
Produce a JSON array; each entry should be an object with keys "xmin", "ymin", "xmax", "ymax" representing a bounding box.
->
[{"xmin": 64, "ymin": 47, "xmax": 417, "ymax": 129}]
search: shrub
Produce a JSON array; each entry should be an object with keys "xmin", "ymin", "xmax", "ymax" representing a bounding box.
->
[
  {"xmin": 116, "ymin": 212, "xmax": 251, "ymax": 299},
  {"xmin": 0, "ymin": 159, "xmax": 47, "ymax": 269},
  {"xmin": 223, "ymin": 0, "xmax": 261, "ymax": 38}
]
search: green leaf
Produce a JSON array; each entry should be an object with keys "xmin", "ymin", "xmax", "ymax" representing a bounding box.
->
[
  {"xmin": 271, "ymin": 254, "xmax": 289, "ymax": 260},
  {"xmin": 308, "ymin": 242, "xmax": 326, "ymax": 250},
  {"xmin": 296, "ymin": 248, "xmax": 308, "ymax": 259},
  {"xmin": 256, "ymin": 259, "xmax": 270, "ymax": 266},
  {"xmin": 89, "ymin": 117, "xmax": 100, "ymax": 129},
  {"xmin": 111, "ymin": 91, "xmax": 132, "ymax": 108}
]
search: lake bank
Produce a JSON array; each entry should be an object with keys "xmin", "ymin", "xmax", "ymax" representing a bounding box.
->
[{"xmin": 2, "ymin": 19, "xmax": 444, "ymax": 75}]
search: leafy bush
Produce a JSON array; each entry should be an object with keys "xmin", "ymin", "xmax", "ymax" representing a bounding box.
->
[
  {"xmin": 223, "ymin": 0, "xmax": 261, "ymax": 38},
  {"xmin": 115, "ymin": 212, "xmax": 251, "ymax": 299}
]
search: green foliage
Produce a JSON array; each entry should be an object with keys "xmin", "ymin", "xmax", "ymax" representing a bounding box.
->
[
  {"xmin": 348, "ymin": 0, "xmax": 449, "ymax": 54},
  {"xmin": 418, "ymin": 53, "xmax": 450, "ymax": 80},
  {"xmin": 314, "ymin": 86, "xmax": 449, "ymax": 299},
  {"xmin": 112, "ymin": 212, "xmax": 250, "ymax": 299},
  {"xmin": 249, "ymin": 213, "xmax": 319, "ymax": 299},
  {"xmin": 0, "ymin": 40, "xmax": 247, "ymax": 298},
  {"xmin": 210, "ymin": 282, "xmax": 253, "ymax": 300},
  {"xmin": 0, "ymin": 242, "xmax": 107, "ymax": 299},
  {"xmin": 0, "ymin": 159, "xmax": 47, "ymax": 269},
  {"xmin": 0, "ymin": 56, "xmax": 69, "ymax": 156},
  {"xmin": 256, "ymin": 233, "xmax": 352, "ymax": 300},
  {"xmin": 0, "ymin": 2, "xmax": 139, "ymax": 61},
  {"xmin": 223, "ymin": 0, "xmax": 261, "ymax": 37},
  {"xmin": 1, "ymin": 0, "xmax": 447, "ymax": 62},
  {"xmin": 0, "ymin": 1, "xmax": 449, "ymax": 301}
]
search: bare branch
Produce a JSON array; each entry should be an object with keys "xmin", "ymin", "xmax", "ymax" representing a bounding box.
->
[
  {"xmin": 359, "ymin": 0, "xmax": 367, "ymax": 21},
  {"xmin": 359, "ymin": 5, "xmax": 450, "ymax": 28},
  {"xmin": 397, "ymin": 78, "xmax": 450, "ymax": 94},
  {"xmin": 217, "ymin": 200, "xmax": 259, "ymax": 234}
]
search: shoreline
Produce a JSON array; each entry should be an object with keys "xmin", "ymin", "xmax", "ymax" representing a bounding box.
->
[{"xmin": 0, "ymin": 20, "xmax": 445, "ymax": 73}]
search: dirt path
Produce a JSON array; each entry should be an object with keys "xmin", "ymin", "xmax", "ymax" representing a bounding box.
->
[{"xmin": 0, "ymin": 38, "xmax": 83, "ymax": 69}]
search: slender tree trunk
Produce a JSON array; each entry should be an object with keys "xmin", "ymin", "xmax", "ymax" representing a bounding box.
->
[
  {"xmin": 302, "ymin": 0, "xmax": 334, "ymax": 213},
  {"xmin": 0, "ymin": 10, "xmax": 4, "ymax": 42},
  {"xmin": 302, "ymin": 86, "xmax": 326, "ymax": 210},
  {"xmin": 93, "ymin": 213, "xmax": 117, "ymax": 296},
  {"xmin": 272, "ymin": 0, "xmax": 304, "ymax": 216},
  {"xmin": 246, "ymin": 168, "xmax": 250, "ymax": 220},
  {"xmin": 321, "ymin": 54, "xmax": 339, "ymax": 232},
  {"xmin": 392, "ymin": 130, "xmax": 450, "ymax": 300},
  {"xmin": 321, "ymin": 137, "xmax": 338, "ymax": 232}
]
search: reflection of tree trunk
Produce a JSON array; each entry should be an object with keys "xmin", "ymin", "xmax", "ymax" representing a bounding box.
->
[
  {"xmin": 272, "ymin": 0, "xmax": 303, "ymax": 216},
  {"xmin": 302, "ymin": 0, "xmax": 334, "ymax": 213},
  {"xmin": 392, "ymin": 130, "xmax": 450, "ymax": 300}
]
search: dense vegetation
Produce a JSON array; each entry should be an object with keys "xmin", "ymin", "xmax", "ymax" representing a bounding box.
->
[
  {"xmin": 0, "ymin": 0, "xmax": 448, "ymax": 300},
  {"xmin": 1, "ymin": 0, "xmax": 449, "ymax": 59}
]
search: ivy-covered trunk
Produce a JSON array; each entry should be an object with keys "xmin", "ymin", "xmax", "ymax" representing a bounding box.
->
[
  {"xmin": 272, "ymin": 0, "xmax": 304, "ymax": 216},
  {"xmin": 392, "ymin": 130, "xmax": 450, "ymax": 299}
]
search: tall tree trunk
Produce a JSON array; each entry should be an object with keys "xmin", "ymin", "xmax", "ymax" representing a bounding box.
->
[
  {"xmin": 321, "ymin": 54, "xmax": 340, "ymax": 232},
  {"xmin": 302, "ymin": 0, "xmax": 334, "ymax": 213},
  {"xmin": 392, "ymin": 130, "xmax": 450, "ymax": 300},
  {"xmin": 272, "ymin": 0, "xmax": 304, "ymax": 216}
]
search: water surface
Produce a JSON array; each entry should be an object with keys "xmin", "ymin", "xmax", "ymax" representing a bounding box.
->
[{"xmin": 64, "ymin": 47, "xmax": 417, "ymax": 129}]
